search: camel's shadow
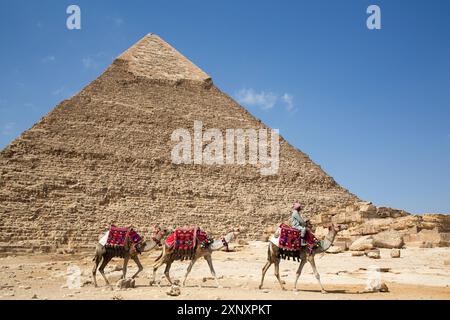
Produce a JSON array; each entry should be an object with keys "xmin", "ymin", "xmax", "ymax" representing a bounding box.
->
[
  {"xmin": 297, "ymin": 288, "xmax": 361, "ymax": 294},
  {"xmin": 135, "ymin": 283, "xmax": 230, "ymax": 289}
]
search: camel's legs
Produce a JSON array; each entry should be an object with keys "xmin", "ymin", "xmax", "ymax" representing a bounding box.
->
[
  {"xmin": 151, "ymin": 257, "xmax": 166, "ymax": 285},
  {"xmin": 131, "ymin": 256, "xmax": 143, "ymax": 279},
  {"xmin": 121, "ymin": 256, "xmax": 129, "ymax": 279},
  {"xmin": 164, "ymin": 261, "xmax": 174, "ymax": 285},
  {"xmin": 92, "ymin": 254, "xmax": 102, "ymax": 287},
  {"xmin": 274, "ymin": 260, "xmax": 286, "ymax": 291},
  {"xmin": 204, "ymin": 255, "xmax": 221, "ymax": 288},
  {"xmin": 258, "ymin": 260, "xmax": 272, "ymax": 289},
  {"xmin": 98, "ymin": 255, "xmax": 113, "ymax": 287},
  {"xmin": 182, "ymin": 257, "xmax": 198, "ymax": 287},
  {"xmin": 293, "ymin": 258, "xmax": 307, "ymax": 291},
  {"xmin": 308, "ymin": 255, "xmax": 326, "ymax": 293}
]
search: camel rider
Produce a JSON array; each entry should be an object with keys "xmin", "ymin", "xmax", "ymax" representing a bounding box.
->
[{"xmin": 291, "ymin": 203, "xmax": 307, "ymax": 243}]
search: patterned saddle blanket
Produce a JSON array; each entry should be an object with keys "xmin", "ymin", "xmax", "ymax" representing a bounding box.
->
[
  {"xmin": 165, "ymin": 227, "xmax": 212, "ymax": 258},
  {"xmin": 105, "ymin": 225, "xmax": 143, "ymax": 249},
  {"xmin": 271, "ymin": 223, "xmax": 320, "ymax": 253}
]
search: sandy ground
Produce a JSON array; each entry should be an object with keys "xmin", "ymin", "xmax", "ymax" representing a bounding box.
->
[{"xmin": 0, "ymin": 241, "xmax": 449, "ymax": 300}]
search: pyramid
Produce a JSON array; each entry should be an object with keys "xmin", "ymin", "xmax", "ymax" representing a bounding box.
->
[{"xmin": 0, "ymin": 34, "xmax": 359, "ymax": 252}]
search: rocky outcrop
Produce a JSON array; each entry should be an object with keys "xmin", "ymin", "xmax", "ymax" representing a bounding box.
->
[{"xmin": 312, "ymin": 201, "xmax": 450, "ymax": 249}]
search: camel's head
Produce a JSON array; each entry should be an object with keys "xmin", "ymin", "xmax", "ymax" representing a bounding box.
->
[
  {"xmin": 228, "ymin": 228, "xmax": 241, "ymax": 242},
  {"xmin": 151, "ymin": 225, "xmax": 170, "ymax": 245},
  {"xmin": 135, "ymin": 225, "xmax": 170, "ymax": 253},
  {"xmin": 328, "ymin": 223, "xmax": 347, "ymax": 233}
]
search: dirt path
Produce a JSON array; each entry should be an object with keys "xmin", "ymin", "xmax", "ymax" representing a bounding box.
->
[{"xmin": 1, "ymin": 241, "xmax": 449, "ymax": 300}]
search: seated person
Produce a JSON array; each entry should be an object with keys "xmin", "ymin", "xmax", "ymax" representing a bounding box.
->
[{"xmin": 291, "ymin": 202, "xmax": 307, "ymax": 244}]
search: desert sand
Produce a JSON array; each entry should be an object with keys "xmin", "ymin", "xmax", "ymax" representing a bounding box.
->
[{"xmin": 0, "ymin": 241, "xmax": 449, "ymax": 300}]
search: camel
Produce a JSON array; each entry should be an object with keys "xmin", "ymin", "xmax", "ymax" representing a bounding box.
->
[
  {"xmin": 259, "ymin": 223, "xmax": 346, "ymax": 292},
  {"xmin": 92, "ymin": 225, "xmax": 168, "ymax": 287},
  {"xmin": 151, "ymin": 229, "xmax": 240, "ymax": 288}
]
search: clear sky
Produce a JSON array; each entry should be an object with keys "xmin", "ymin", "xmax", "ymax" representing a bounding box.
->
[{"xmin": 0, "ymin": 0, "xmax": 449, "ymax": 214}]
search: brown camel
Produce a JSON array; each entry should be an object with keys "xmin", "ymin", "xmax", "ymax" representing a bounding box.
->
[
  {"xmin": 92, "ymin": 225, "xmax": 168, "ymax": 287},
  {"xmin": 151, "ymin": 229, "xmax": 240, "ymax": 288},
  {"xmin": 259, "ymin": 223, "xmax": 346, "ymax": 292}
]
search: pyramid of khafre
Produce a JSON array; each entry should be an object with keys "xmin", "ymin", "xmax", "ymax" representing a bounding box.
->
[{"xmin": 0, "ymin": 34, "xmax": 359, "ymax": 252}]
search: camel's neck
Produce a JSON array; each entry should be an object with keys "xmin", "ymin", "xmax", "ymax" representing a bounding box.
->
[
  {"xmin": 210, "ymin": 232, "xmax": 234, "ymax": 251},
  {"xmin": 148, "ymin": 238, "xmax": 159, "ymax": 250},
  {"xmin": 317, "ymin": 229, "xmax": 338, "ymax": 252},
  {"xmin": 141, "ymin": 236, "xmax": 160, "ymax": 252}
]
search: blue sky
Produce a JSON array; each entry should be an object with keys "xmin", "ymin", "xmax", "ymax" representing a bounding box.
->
[{"xmin": 0, "ymin": 0, "xmax": 449, "ymax": 213}]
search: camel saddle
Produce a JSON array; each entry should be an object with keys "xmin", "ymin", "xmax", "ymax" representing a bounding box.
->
[
  {"xmin": 165, "ymin": 227, "xmax": 211, "ymax": 260},
  {"xmin": 272, "ymin": 223, "xmax": 319, "ymax": 252},
  {"xmin": 105, "ymin": 225, "xmax": 143, "ymax": 253}
]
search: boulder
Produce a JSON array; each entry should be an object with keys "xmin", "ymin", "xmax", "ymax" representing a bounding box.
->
[
  {"xmin": 366, "ymin": 249, "xmax": 380, "ymax": 259},
  {"xmin": 379, "ymin": 282, "xmax": 389, "ymax": 292},
  {"xmin": 390, "ymin": 249, "xmax": 401, "ymax": 258},
  {"xmin": 351, "ymin": 251, "xmax": 365, "ymax": 257},
  {"xmin": 373, "ymin": 231, "xmax": 404, "ymax": 249},
  {"xmin": 116, "ymin": 278, "xmax": 135, "ymax": 289},
  {"xmin": 359, "ymin": 202, "xmax": 377, "ymax": 213},
  {"xmin": 367, "ymin": 281, "xmax": 389, "ymax": 293},
  {"xmin": 326, "ymin": 246, "xmax": 343, "ymax": 254},
  {"xmin": 167, "ymin": 284, "xmax": 181, "ymax": 296},
  {"xmin": 349, "ymin": 235, "xmax": 374, "ymax": 251}
]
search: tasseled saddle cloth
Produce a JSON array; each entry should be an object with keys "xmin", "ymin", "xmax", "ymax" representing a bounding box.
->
[
  {"xmin": 275, "ymin": 224, "xmax": 321, "ymax": 259},
  {"xmin": 105, "ymin": 225, "xmax": 144, "ymax": 255},
  {"xmin": 165, "ymin": 227, "xmax": 212, "ymax": 260}
]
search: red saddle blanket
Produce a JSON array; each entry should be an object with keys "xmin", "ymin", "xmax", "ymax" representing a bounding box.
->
[
  {"xmin": 278, "ymin": 223, "xmax": 318, "ymax": 251},
  {"xmin": 106, "ymin": 226, "xmax": 142, "ymax": 247},
  {"xmin": 165, "ymin": 227, "xmax": 209, "ymax": 250}
]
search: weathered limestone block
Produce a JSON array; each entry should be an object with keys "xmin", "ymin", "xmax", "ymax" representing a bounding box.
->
[
  {"xmin": 351, "ymin": 219, "xmax": 392, "ymax": 236},
  {"xmin": 358, "ymin": 202, "xmax": 377, "ymax": 213},
  {"xmin": 373, "ymin": 231, "xmax": 404, "ymax": 249},
  {"xmin": 326, "ymin": 246, "xmax": 342, "ymax": 254},
  {"xmin": 366, "ymin": 249, "xmax": 381, "ymax": 259},
  {"xmin": 349, "ymin": 235, "xmax": 374, "ymax": 251},
  {"xmin": 333, "ymin": 237, "xmax": 351, "ymax": 251},
  {"xmin": 390, "ymin": 249, "xmax": 401, "ymax": 258},
  {"xmin": 332, "ymin": 211, "xmax": 362, "ymax": 224},
  {"xmin": 376, "ymin": 207, "xmax": 408, "ymax": 219},
  {"xmin": 403, "ymin": 228, "xmax": 448, "ymax": 247}
]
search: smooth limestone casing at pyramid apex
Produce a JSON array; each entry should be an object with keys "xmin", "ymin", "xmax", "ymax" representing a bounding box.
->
[{"xmin": 0, "ymin": 34, "xmax": 448, "ymax": 253}]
